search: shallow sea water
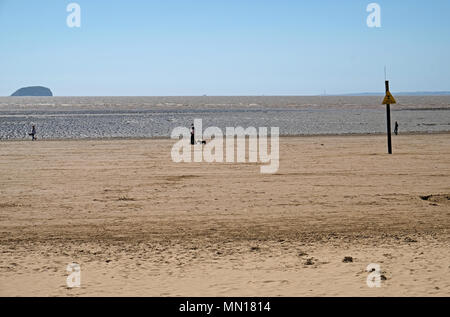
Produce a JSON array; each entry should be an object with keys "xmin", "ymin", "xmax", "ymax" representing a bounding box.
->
[{"xmin": 0, "ymin": 96, "xmax": 449, "ymax": 139}]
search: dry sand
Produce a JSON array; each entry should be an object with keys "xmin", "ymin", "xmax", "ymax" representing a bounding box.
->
[{"xmin": 0, "ymin": 134, "xmax": 449, "ymax": 296}]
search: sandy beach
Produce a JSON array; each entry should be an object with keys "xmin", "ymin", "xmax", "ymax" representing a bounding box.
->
[{"xmin": 0, "ymin": 134, "xmax": 449, "ymax": 297}]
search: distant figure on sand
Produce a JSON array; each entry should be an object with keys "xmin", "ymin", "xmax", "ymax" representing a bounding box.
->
[
  {"xmin": 394, "ymin": 121, "xmax": 399, "ymax": 135},
  {"xmin": 191, "ymin": 124, "xmax": 195, "ymax": 145},
  {"xmin": 29, "ymin": 125, "xmax": 37, "ymax": 141}
]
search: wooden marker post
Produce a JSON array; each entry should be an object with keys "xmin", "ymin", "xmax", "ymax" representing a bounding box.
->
[
  {"xmin": 382, "ymin": 81, "xmax": 397, "ymax": 155},
  {"xmin": 385, "ymin": 81, "xmax": 392, "ymax": 154}
]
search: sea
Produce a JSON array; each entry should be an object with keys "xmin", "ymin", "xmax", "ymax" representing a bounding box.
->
[{"xmin": 0, "ymin": 96, "xmax": 449, "ymax": 140}]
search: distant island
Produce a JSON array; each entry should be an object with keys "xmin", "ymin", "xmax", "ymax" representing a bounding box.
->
[{"xmin": 11, "ymin": 86, "xmax": 53, "ymax": 96}]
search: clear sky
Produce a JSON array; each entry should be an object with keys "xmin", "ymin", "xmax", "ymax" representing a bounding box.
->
[{"xmin": 1, "ymin": 0, "xmax": 449, "ymax": 96}]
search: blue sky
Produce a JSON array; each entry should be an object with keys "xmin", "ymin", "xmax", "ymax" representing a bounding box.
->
[{"xmin": 0, "ymin": 0, "xmax": 449, "ymax": 96}]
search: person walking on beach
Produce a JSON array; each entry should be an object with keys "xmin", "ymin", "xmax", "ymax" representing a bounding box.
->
[
  {"xmin": 394, "ymin": 121, "xmax": 399, "ymax": 135},
  {"xmin": 191, "ymin": 124, "xmax": 195, "ymax": 145},
  {"xmin": 29, "ymin": 125, "xmax": 37, "ymax": 141}
]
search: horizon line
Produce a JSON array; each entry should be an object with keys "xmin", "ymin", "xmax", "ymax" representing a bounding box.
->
[{"xmin": 4, "ymin": 91, "xmax": 450, "ymax": 97}]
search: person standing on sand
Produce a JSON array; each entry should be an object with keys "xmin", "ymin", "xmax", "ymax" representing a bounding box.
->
[
  {"xmin": 191, "ymin": 124, "xmax": 195, "ymax": 145},
  {"xmin": 29, "ymin": 125, "xmax": 37, "ymax": 141},
  {"xmin": 394, "ymin": 121, "xmax": 399, "ymax": 135}
]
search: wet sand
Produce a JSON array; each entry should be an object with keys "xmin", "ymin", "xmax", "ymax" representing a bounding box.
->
[{"xmin": 0, "ymin": 134, "xmax": 449, "ymax": 296}]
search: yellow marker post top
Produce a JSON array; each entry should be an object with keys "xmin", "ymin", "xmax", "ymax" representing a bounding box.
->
[{"xmin": 382, "ymin": 91, "xmax": 397, "ymax": 105}]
